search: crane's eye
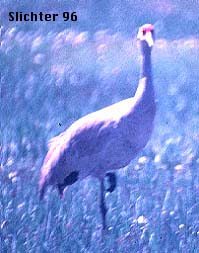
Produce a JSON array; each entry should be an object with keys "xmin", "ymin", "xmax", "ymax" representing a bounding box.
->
[{"xmin": 142, "ymin": 30, "xmax": 146, "ymax": 35}]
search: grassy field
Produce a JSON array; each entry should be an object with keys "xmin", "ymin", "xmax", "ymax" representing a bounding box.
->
[{"xmin": 1, "ymin": 26, "xmax": 199, "ymax": 252}]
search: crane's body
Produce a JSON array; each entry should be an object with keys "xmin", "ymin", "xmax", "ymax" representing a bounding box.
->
[{"xmin": 39, "ymin": 24, "xmax": 156, "ymax": 229}]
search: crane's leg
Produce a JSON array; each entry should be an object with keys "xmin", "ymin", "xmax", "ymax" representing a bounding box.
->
[
  {"xmin": 105, "ymin": 172, "xmax": 117, "ymax": 193},
  {"xmin": 100, "ymin": 179, "xmax": 107, "ymax": 230},
  {"xmin": 99, "ymin": 173, "xmax": 116, "ymax": 229}
]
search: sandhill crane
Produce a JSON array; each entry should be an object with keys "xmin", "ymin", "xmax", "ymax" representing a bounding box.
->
[{"xmin": 39, "ymin": 24, "xmax": 156, "ymax": 229}]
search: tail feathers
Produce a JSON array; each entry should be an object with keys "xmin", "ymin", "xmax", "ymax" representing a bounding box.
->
[{"xmin": 39, "ymin": 173, "xmax": 50, "ymax": 200}]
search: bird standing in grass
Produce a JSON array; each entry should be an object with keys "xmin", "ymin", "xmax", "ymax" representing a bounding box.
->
[{"xmin": 39, "ymin": 24, "xmax": 156, "ymax": 229}]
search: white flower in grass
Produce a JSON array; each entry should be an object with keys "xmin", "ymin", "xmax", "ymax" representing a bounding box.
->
[
  {"xmin": 137, "ymin": 215, "xmax": 148, "ymax": 224},
  {"xmin": 138, "ymin": 156, "xmax": 148, "ymax": 164}
]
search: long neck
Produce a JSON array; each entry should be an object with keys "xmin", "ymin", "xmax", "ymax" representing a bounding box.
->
[
  {"xmin": 141, "ymin": 52, "xmax": 152, "ymax": 80},
  {"xmin": 134, "ymin": 51, "xmax": 155, "ymax": 105}
]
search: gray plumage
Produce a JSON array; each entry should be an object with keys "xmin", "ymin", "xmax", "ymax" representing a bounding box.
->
[{"xmin": 39, "ymin": 24, "xmax": 156, "ymax": 229}]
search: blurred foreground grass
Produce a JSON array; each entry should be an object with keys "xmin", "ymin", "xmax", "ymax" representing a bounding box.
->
[{"xmin": 1, "ymin": 28, "xmax": 199, "ymax": 252}]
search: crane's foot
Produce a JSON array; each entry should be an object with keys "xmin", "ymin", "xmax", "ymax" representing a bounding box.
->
[
  {"xmin": 57, "ymin": 171, "xmax": 79, "ymax": 198},
  {"xmin": 105, "ymin": 172, "xmax": 117, "ymax": 193},
  {"xmin": 100, "ymin": 180, "xmax": 107, "ymax": 230}
]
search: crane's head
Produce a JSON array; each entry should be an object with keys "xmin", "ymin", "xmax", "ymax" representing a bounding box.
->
[{"xmin": 137, "ymin": 24, "xmax": 155, "ymax": 54}]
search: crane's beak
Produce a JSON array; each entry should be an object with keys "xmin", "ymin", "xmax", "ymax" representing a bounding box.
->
[{"xmin": 145, "ymin": 32, "xmax": 154, "ymax": 47}]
